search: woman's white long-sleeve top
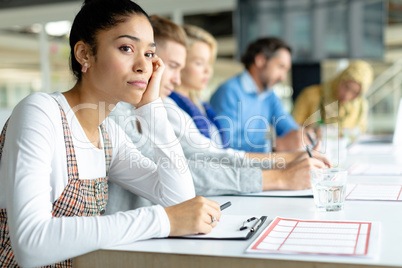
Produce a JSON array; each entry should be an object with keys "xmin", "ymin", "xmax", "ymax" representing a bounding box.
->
[{"xmin": 0, "ymin": 92, "xmax": 194, "ymax": 267}]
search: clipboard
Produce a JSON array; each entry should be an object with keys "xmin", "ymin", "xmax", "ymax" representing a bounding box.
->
[{"xmin": 177, "ymin": 215, "xmax": 268, "ymax": 240}]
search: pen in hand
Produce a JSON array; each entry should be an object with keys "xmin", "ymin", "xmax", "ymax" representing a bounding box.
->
[
  {"xmin": 306, "ymin": 145, "xmax": 313, "ymax": 158},
  {"xmin": 220, "ymin": 201, "xmax": 231, "ymax": 211},
  {"xmin": 306, "ymin": 132, "xmax": 316, "ymax": 147},
  {"xmin": 211, "ymin": 202, "xmax": 231, "ymax": 226}
]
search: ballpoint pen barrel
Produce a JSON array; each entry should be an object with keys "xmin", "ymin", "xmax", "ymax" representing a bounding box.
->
[
  {"xmin": 250, "ymin": 219, "xmax": 262, "ymax": 232},
  {"xmin": 220, "ymin": 201, "xmax": 232, "ymax": 211}
]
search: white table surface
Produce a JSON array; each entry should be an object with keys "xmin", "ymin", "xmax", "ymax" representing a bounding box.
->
[
  {"xmin": 81, "ymin": 143, "xmax": 402, "ymax": 267},
  {"xmin": 103, "ymin": 195, "xmax": 402, "ymax": 267}
]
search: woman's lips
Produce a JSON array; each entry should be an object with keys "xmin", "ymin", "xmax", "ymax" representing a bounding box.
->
[{"xmin": 128, "ymin": 80, "xmax": 147, "ymax": 89}]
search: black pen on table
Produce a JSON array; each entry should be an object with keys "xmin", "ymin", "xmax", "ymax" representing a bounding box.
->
[{"xmin": 220, "ymin": 201, "xmax": 231, "ymax": 211}]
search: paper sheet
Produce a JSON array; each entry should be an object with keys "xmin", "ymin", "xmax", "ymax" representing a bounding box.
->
[
  {"xmin": 355, "ymin": 134, "xmax": 393, "ymax": 144},
  {"xmin": 240, "ymin": 189, "xmax": 313, "ymax": 197},
  {"xmin": 346, "ymin": 183, "xmax": 402, "ymax": 201},
  {"xmin": 181, "ymin": 215, "xmax": 265, "ymax": 240},
  {"xmin": 348, "ymin": 144, "xmax": 396, "ymax": 155},
  {"xmin": 247, "ymin": 217, "xmax": 374, "ymax": 256},
  {"xmin": 349, "ymin": 162, "xmax": 402, "ymax": 176}
]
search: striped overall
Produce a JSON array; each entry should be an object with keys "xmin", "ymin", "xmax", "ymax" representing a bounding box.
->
[{"xmin": 0, "ymin": 99, "xmax": 112, "ymax": 267}]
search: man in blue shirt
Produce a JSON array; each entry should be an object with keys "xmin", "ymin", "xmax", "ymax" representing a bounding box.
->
[{"xmin": 210, "ymin": 37, "xmax": 301, "ymax": 153}]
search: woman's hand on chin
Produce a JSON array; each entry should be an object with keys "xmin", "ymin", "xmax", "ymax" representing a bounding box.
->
[{"xmin": 136, "ymin": 55, "xmax": 165, "ymax": 108}]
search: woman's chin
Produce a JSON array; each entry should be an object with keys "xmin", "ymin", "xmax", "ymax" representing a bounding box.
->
[{"xmin": 124, "ymin": 94, "xmax": 142, "ymax": 106}]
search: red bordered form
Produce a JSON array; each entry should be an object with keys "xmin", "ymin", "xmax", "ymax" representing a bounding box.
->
[
  {"xmin": 247, "ymin": 217, "xmax": 372, "ymax": 256},
  {"xmin": 348, "ymin": 162, "xmax": 402, "ymax": 176},
  {"xmin": 346, "ymin": 183, "xmax": 402, "ymax": 201},
  {"xmin": 347, "ymin": 143, "xmax": 395, "ymax": 156}
]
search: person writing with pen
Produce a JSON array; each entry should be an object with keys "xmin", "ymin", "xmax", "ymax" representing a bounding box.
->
[{"xmin": 163, "ymin": 24, "xmax": 330, "ymax": 193}]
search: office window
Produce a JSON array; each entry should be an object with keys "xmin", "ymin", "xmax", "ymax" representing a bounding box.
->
[{"xmin": 235, "ymin": 0, "xmax": 385, "ymax": 62}]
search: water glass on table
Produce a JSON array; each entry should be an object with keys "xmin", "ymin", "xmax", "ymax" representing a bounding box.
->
[{"xmin": 310, "ymin": 168, "xmax": 348, "ymax": 212}]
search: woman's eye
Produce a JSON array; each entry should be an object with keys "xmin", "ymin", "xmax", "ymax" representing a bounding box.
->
[
  {"xmin": 120, "ymin": 46, "xmax": 133, "ymax": 53},
  {"xmin": 145, "ymin": 52, "xmax": 155, "ymax": 59}
]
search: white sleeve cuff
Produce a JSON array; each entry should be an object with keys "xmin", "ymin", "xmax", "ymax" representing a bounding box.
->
[{"xmin": 154, "ymin": 205, "xmax": 171, "ymax": 237}]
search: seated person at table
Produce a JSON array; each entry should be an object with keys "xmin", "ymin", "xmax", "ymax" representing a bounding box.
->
[
  {"xmin": 106, "ymin": 17, "xmax": 328, "ymax": 216},
  {"xmin": 163, "ymin": 25, "xmax": 329, "ymax": 193},
  {"xmin": 0, "ymin": 1, "xmax": 220, "ymax": 267},
  {"xmin": 292, "ymin": 60, "xmax": 374, "ymax": 133},
  {"xmin": 210, "ymin": 37, "xmax": 302, "ymax": 152},
  {"xmin": 107, "ymin": 17, "xmax": 330, "ymax": 215}
]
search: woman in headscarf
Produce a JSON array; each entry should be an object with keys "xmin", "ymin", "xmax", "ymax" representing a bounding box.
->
[{"xmin": 292, "ymin": 60, "xmax": 374, "ymax": 133}]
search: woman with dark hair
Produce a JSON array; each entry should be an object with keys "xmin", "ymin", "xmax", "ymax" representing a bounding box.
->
[{"xmin": 0, "ymin": 0, "xmax": 220, "ymax": 266}]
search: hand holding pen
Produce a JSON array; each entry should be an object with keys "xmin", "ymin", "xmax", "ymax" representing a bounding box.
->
[
  {"xmin": 220, "ymin": 201, "xmax": 231, "ymax": 211},
  {"xmin": 210, "ymin": 201, "xmax": 232, "ymax": 224},
  {"xmin": 303, "ymin": 131, "xmax": 332, "ymax": 167},
  {"xmin": 164, "ymin": 196, "xmax": 222, "ymax": 237},
  {"xmin": 306, "ymin": 145, "xmax": 313, "ymax": 158},
  {"xmin": 305, "ymin": 140, "xmax": 331, "ymax": 168},
  {"xmin": 306, "ymin": 132, "xmax": 317, "ymax": 147}
]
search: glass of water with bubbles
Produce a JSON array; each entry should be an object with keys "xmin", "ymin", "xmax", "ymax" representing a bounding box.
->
[{"xmin": 310, "ymin": 168, "xmax": 348, "ymax": 212}]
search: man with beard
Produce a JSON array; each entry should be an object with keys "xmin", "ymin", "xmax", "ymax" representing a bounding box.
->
[{"xmin": 210, "ymin": 37, "xmax": 302, "ymax": 153}]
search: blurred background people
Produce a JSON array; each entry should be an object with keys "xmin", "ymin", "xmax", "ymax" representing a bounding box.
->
[
  {"xmin": 210, "ymin": 37, "xmax": 302, "ymax": 153},
  {"xmin": 107, "ymin": 17, "xmax": 325, "ymax": 216},
  {"xmin": 164, "ymin": 24, "xmax": 329, "ymax": 194},
  {"xmin": 292, "ymin": 60, "xmax": 374, "ymax": 134},
  {"xmin": 167, "ymin": 24, "xmax": 226, "ymax": 148}
]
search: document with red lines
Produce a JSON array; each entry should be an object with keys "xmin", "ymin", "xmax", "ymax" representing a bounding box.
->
[
  {"xmin": 247, "ymin": 217, "xmax": 373, "ymax": 256},
  {"xmin": 346, "ymin": 184, "xmax": 402, "ymax": 201},
  {"xmin": 348, "ymin": 144, "xmax": 396, "ymax": 155},
  {"xmin": 349, "ymin": 162, "xmax": 402, "ymax": 176}
]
